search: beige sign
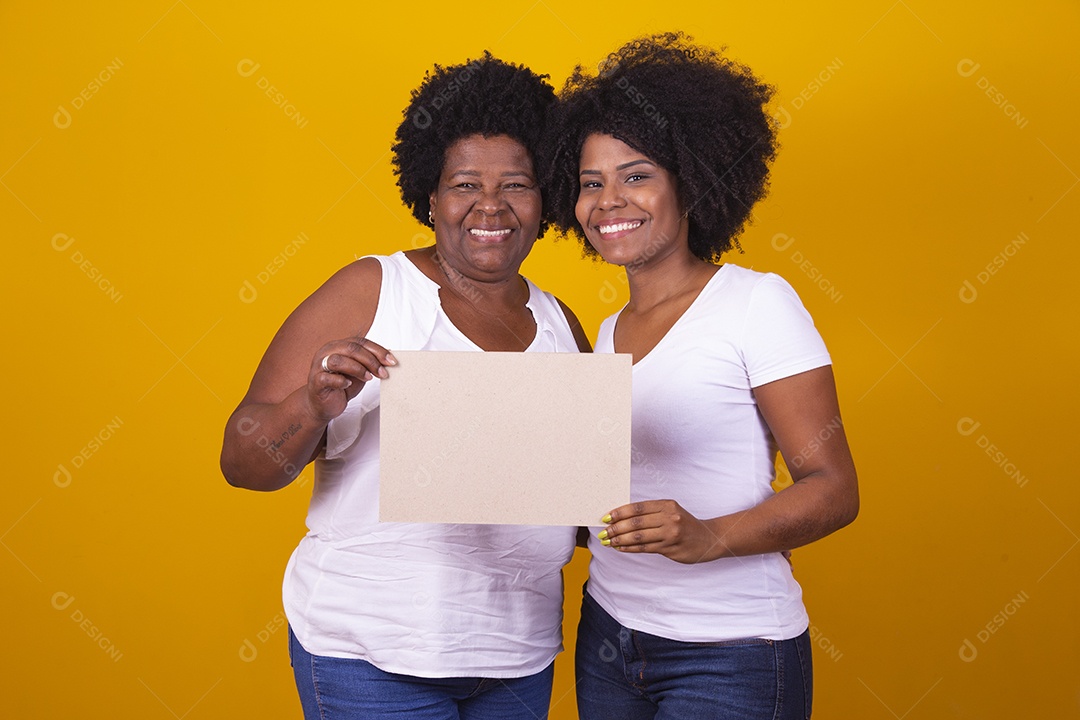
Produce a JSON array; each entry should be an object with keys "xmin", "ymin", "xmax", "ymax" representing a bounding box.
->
[{"xmin": 379, "ymin": 351, "xmax": 631, "ymax": 526}]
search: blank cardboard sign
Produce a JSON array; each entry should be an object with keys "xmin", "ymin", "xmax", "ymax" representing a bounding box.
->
[{"xmin": 379, "ymin": 351, "xmax": 631, "ymax": 526}]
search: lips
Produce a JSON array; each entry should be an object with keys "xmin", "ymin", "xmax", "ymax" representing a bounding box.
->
[
  {"xmin": 596, "ymin": 219, "xmax": 644, "ymax": 239},
  {"xmin": 469, "ymin": 227, "xmax": 514, "ymax": 241}
]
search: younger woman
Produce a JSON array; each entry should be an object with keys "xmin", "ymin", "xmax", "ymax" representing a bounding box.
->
[{"xmin": 545, "ymin": 33, "xmax": 859, "ymax": 719}]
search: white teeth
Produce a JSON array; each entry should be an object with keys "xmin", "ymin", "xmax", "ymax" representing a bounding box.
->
[
  {"xmin": 598, "ymin": 220, "xmax": 643, "ymax": 234},
  {"xmin": 470, "ymin": 228, "xmax": 512, "ymax": 237}
]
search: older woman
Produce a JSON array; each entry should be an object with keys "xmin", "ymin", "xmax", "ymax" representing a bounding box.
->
[
  {"xmin": 220, "ymin": 54, "xmax": 589, "ymax": 720},
  {"xmin": 544, "ymin": 33, "xmax": 858, "ymax": 719}
]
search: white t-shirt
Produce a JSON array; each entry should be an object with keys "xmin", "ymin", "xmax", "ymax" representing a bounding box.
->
[
  {"xmin": 587, "ymin": 264, "xmax": 832, "ymax": 642},
  {"xmin": 283, "ymin": 252, "xmax": 578, "ymax": 677}
]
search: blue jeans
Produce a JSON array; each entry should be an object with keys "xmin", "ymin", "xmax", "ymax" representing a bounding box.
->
[
  {"xmin": 576, "ymin": 589, "xmax": 813, "ymax": 720},
  {"xmin": 288, "ymin": 627, "xmax": 555, "ymax": 719}
]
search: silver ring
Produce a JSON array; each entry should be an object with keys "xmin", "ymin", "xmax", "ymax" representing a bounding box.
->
[{"xmin": 321, "ymin": 354, "xmax": 333, "ymax": 373}]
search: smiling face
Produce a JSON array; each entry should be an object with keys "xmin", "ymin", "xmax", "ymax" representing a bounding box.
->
[
  {"xmin": 428, "ymin": 133, "xmax": 541, "ymax": 281},
  {"xmin": 575, "ymin": 133, "xmax": 689, "ymax": 270}
]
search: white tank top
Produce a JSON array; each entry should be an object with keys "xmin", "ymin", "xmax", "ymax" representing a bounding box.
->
[{"xmin": 283, "ymin": 251, "xmax": 579, "ymax": 677}]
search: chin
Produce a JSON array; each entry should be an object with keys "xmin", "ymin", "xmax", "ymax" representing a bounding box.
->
[{"xmin": 591, "ymin": 244, "xmax": 634, "ymax": 268}]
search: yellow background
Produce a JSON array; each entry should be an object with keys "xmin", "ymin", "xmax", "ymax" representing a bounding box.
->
[{"xmin": 4, "ymin": 1, "xmax": 1078, "ymax": 717}]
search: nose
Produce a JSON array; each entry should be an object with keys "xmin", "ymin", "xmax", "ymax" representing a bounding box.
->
[
  {"xmin": 474, "ymin": 187, "xmax": 508, "ymax": 216},
  {"xmin": 597, "ymin": 182, "xmax": 626, "ymax": 210}
]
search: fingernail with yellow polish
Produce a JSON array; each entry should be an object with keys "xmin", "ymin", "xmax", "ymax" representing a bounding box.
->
[
  {"xmin": 601, "ymin": 514, "xmax": 612, "ymax": 524},
  {"xmin": 600, "ymin": 538, "xmax": 611, "ymax": 547},
  {"xmin": 598, "ymin": 530, "xmax": 608, "ymax": 540}
]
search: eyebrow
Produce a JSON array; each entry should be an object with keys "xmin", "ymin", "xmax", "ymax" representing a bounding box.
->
[
  {"xmin": 448, "ymin": 170, "xmax": 535, "ymax": 178},
  {"xmin": 579, "ymin": 159, "xmax": 654, "ymax": 175}
]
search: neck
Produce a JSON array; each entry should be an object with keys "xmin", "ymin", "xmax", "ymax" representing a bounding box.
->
[
  {"xmin": 623, "ymin": 249, "xmax": 716, "ymax": 314},
  {"xmin": 428, "ymin": 247, "xmax": 526, "ymax": 313}
]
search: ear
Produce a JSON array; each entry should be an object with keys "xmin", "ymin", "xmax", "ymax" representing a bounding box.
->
[
  {"xmin": 675, "ymin": 183, "xmax": 690, "ymax": 223},
  {"xmin": 427, "ymin": 191, "xmax": 437, "ymax": 226}
]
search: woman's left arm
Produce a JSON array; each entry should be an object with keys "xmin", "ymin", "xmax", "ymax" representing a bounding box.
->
[{"xmin": 599, "ymin": 365, "xmax": 858, "ymax": 563}]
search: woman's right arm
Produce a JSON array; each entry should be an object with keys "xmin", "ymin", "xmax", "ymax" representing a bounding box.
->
[{"xmin": 219, "ymin": 258, "xmax": 394, "ymax": 491}]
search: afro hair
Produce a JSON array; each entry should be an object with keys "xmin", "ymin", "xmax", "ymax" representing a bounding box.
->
[
  {"xmin": 392, "ymin": 52, "xmax": 555, "ymax": 232},
  {"xmin": 543, "ymin": 32, "xmax": 778, "ymax": 262}
]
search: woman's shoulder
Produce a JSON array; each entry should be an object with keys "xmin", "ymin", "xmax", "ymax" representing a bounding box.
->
[
  {"xmin": 320, "ymin": 255, "xmax": 384, "ymax": 298},
  {"xmin": 288, "ymin": 257, "xmax": 386, "ymax": 338},
  {"xmin": 520, "ymin": 276, "xmax": 592, "ymax": 352},
  {"xmin": 329, "ymin": 251, "xmax": 430, "ymax": 293},
  {"xmin": 520, "ymin": 273, "xmax": 570, "ymax": 317},
  {"xmin": 718, "ymin": 262, "xmax": 785, "ymax": 286},
  {"xmin": 715, "ymin": 263, "xmax": 801, "ymax": 302}
]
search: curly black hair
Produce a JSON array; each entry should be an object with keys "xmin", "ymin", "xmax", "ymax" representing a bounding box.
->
[
  {"xmin": 392, "ymin": 52, "xmax": 555, "ymax": 233},
  {"xmin": 543, "ymin": 32, "xmax": 778, "ymax": 262}
]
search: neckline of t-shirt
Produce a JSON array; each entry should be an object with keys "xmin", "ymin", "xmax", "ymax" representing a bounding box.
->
[
  {"xmin": 614, "ymin": 263, "xmax": 730, "ymax": 369},
  {"xmin": 397, "ymin": 251, "xmax": 543, "ymax": 352}
]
